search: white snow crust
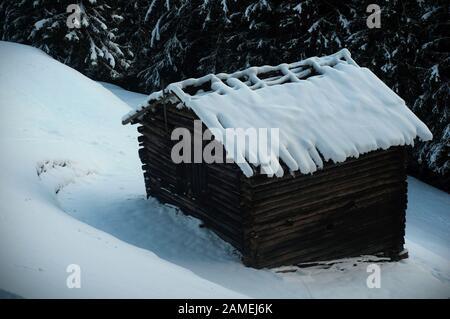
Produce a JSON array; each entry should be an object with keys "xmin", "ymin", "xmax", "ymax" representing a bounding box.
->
[{"xmin": 123, "ymin": 49, "xmax": 432, "ymax": 177}]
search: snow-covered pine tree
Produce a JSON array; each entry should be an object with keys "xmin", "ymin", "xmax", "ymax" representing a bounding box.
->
[
  {"xmin": 343, "ymin": 0, "xmax": 449, "ymax": 190},
  {"xmin": 133, "ymin": 0, "xmax": 238, "ymax": 91},
  {"xmin": 0, "ymin": 0, "xmax": 132, "ymax": 81},
  {"xmin": 410, "ymin": 1, "xmax": 449, "ymax": 189},
  {"xmin": 134, "ymin": 0, "xmax": 355, "ymax": 89},
  {"xmin": 129, "ymin": 0, "xmax": 189, "ymax": 90}
]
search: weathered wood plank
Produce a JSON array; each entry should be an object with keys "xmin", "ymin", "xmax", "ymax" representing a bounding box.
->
[{"xmin": 134, "ymin": 102, "xmax": 407, "ymax": 269}]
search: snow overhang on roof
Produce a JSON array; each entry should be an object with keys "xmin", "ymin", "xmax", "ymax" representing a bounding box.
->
[{"xmin": 122, "ymin": 49, "xmax": 432, "ymax": 177}]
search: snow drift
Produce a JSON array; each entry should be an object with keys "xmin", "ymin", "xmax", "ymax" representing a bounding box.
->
[{"xmin": 0, "ymin": 41, "xmax": 244, "ymax": 298}]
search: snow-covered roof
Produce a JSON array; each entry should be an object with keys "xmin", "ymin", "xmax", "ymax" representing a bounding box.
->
[{"xmin": 123, "ymin": 49, "xmax": 432, "ymax": 177}]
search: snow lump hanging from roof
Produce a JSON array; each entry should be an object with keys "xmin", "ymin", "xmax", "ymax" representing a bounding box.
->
[{"xmin": 123, "ymin": 49, "xmax": 432, "ymax": 177}]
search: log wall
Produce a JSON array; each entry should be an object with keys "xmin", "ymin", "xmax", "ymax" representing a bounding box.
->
[
  {"xmin": 134, "ymin": 102, "xmax": 408, "ymax": 269},
  {"xmin": 241, "ymin": 147, "xmax": 407, "ymax": 268},
  {"xmin": 136, "ymin": 103, "xmax": 245, "ymax": 250}
]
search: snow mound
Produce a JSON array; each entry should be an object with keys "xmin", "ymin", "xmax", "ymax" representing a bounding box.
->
[
  {"xmin": 0, "ymin": 41, "xmax": 245, "ymax": 298},
  {"xmin": 124, "ymin": 49, "xmax": 432, "ymax": 177}
]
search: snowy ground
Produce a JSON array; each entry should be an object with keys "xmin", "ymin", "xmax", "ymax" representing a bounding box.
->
[{"xmin": 0, "ymin": 41, "xmax": 449, "ymax": 298}]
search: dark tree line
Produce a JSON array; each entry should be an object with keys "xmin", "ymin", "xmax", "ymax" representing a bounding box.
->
[{"xmin": 1, "ymin": 0, "xmax": 448, "ymax": 191}]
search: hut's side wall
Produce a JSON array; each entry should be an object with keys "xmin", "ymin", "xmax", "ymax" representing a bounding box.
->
[
  {"xmin": 136, "ymin": 102, "xmax": 245, "ymax": 250},
  {"xmin": 135, "ymin": 102, "xmax": 408, "ymax": 269},
  {"xmin": 241, "ymin": 147, "xmax": 408, "ymax": 268}
]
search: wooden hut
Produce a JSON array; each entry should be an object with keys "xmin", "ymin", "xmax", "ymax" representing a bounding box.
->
[{"xmin": 122, "ymin": 49, "xmax": 432, "ymax": 269}]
